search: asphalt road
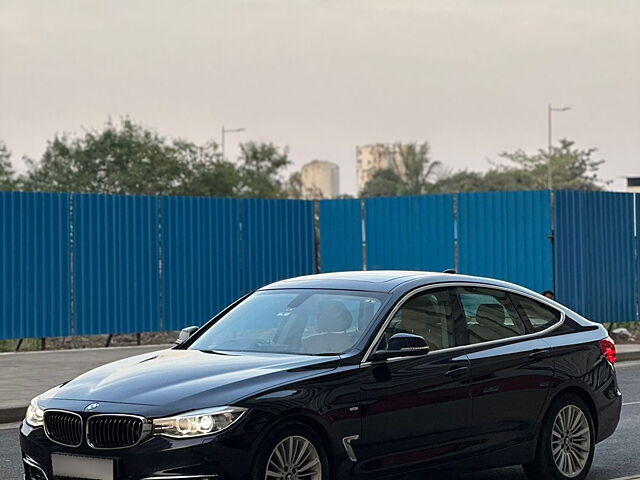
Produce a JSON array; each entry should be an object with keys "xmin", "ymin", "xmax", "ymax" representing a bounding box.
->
[{"xmin": 2, "ymin": 361, "xmax": 639, "ymax": 480}]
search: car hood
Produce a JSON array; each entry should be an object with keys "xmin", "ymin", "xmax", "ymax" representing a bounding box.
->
[{"xmin": 42, "ymin": 349, "xmax": 339, "ymax": 413}]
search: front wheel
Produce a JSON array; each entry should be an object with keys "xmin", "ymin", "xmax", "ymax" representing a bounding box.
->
[
  {"xmin": 523, "ymin": 393, "xmax": 595, "ymax": 480},
  {"xmin": 252, "ymin": 422, "xmax": 329, "ymax": 480}
]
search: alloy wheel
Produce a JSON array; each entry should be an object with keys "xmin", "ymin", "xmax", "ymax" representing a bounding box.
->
[
  {"xmin": 551, "ymin": 404, "xmax": 591, "ymax": 478},
  {"xmin": 265, "ymin": 435, "xmax": 322, "ymax": 480}
]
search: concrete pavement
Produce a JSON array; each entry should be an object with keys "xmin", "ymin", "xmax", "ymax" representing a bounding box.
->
[
  {"xmin": 1, "ymin": 343, "xmax": 640, "ymax": 423},
  {"xmin": 0, "ymin": 344, "xmax": 171, "ymax": 423}
]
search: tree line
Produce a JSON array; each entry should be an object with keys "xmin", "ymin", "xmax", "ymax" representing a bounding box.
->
[{"xmin": 0, "ymin": 118, "xmax": 607, "ymax": 198}]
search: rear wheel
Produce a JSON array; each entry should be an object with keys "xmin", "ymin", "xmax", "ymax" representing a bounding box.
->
[{"xmin": 523, "ymin": 394, "xmax": 595, "ymax": 480}]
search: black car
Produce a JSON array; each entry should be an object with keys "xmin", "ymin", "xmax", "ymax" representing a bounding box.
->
[{"xmin": 21, "ymin": 271, "xmax": 621, "ymax": 480}]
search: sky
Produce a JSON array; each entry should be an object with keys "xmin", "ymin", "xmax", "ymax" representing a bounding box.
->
[{"xmin": 0, "ymin": 0, "xmax": 638, "ymax": 194}]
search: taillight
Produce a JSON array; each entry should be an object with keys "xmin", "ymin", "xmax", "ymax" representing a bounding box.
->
[{"xmin": 599, "ymin": 337, "xmax": 616, "ymax": 364}]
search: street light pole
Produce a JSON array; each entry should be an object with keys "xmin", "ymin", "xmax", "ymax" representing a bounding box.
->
[
  {"xmin": 547, "ymin": 104, "xmax": 571, "ymax": 190},
  {"xmin": 221, "ymin": 126, "xmax": 246, "ymax": 161}
]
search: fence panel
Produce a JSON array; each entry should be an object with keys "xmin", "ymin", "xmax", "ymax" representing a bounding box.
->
[
  {"xmin": 319, "ymin": 199, "xmax": 362, "ymax": 272},
  {"xmin": 0, "ymin": 192, "xmax": 71, "ymax": 340},
  {"xmin": 364, "ymin": 195, "xmax": 455, "ymax": 271},
  {"xmin": 637, "ymin": 193, "xmax": 640, "ymax": 322},
  {"xmin": 74, "ymin": 194, "xmax": 160, "ymax": 335},
  {"xmin": 240, "ymin": 199, "xmax": 315, "ymax": 292},
  {"xmin": 458, "ymin": 191, "xmax": 553, "ymax": 293},
  {"xmin": 555, "ymin": 191, "xmax": 637, "ymax": 323},
  {"xmin": 4, "ymin": 189, "xmax": 639, "ymax": 341},
  {"xmin": 161, "ymin": 197, "xmax": 241, "ymax": 330}
]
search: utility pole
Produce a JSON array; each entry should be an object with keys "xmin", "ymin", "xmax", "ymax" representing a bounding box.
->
[
  {"xmin": 547, "ymin": 104, "xmax": 571, "ymax": 190},
  {"xmin": 221, "ymin": 126, "xmax": 246, "ymax": 161}
]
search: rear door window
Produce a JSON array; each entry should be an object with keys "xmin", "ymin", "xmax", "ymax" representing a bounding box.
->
[
  {"xmin": 510, "ymin": 294, "xmax": 562, "ymax": 333},
  {"xmin": 456, "ymin": 287, "xmax": 527, "ymax": 344}
]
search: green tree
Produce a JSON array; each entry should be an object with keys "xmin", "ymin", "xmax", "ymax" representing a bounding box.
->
[
  {"xmin": 398, "ymin": 142, "xmax": 441, "ymax": 195},
  {"xmin": 498, "ymin": 138, "xmax": 605, "ymax": 191},
  {"xmin": 173, "ymin": 140, "xmax": 239, "ymax": 197},
  {"xmin": 283, "ymin": 171, "xmax": 304, "ymax": 199},
  {"xmin": 21, "ymin": 119, "xmax": 246, "ymax": 197},
  {"xmin": 360, "ymin": 168, "xmax": 404, "ymax": 197},
  {"xmin": 20, "ymin": 119, "xmax": 297, "ymax": 199},
  {"xmin": 23, "ymin": 119, "xmax": 189, "ymax": 195},
  {"xmin": 236, "ymin": 141, "xmax": 291, "ymax": 198},
  {"xmin": 360, "ymin": 141, "xmax": 441, "ymax": 197},
  {"xmin": 431, "ymin": 170, "xmax": 485, "ymax": 194},
  {"xmin": 0, "ymin": 141, "xmax": 17, "ymax": 190},
  {"xmin": 432, "ymin": 139, "xmax": 606, "ymax": 193}
]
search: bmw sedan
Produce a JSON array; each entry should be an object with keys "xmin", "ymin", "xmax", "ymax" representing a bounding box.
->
[{"xmin": 20, "ymin": 271, "xmax": 621, "ymax": 480}]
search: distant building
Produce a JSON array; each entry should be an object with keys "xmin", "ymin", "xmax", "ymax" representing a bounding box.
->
[
  {"xmin": 301, "ymin": 160, "xmax": 339, "ymax": 199},
  {"xmin": 627, "ymin": 177, "xmax": 640, "ymax": 193},
  {"xmin": 356, "ymin": 143, "xmax": 407, "ymax": 193}
]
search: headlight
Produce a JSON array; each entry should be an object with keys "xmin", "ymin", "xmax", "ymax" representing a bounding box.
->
[
  {"xmin": 152, "ymin": 406, "xmax": 247, "ymax": 438},
  {"xmin": 25, "ymin": 396, "xmax": 44, "ymax": 427}
]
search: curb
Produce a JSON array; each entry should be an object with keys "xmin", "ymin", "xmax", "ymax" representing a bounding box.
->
[
  {"xmin": 2, "ymin": 352, "xmax": 639, "ymax": 426},
  {"xmin": 0, "ymin": 405, "xmax": 27, "ymax": 424},
  {"xmin": 618, "ymin": 350, "xmax": 640, "ymax": 363}
]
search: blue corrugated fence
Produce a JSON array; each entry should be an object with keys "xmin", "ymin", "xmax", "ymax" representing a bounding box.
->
[
  {"xmin": 1, "ymin": 190, "xmax": 638, "ymax": 340},
  {"xmin": 365, "ymin": 195, "xmax": 455, "ymax": 271},
  {"xmin": 555, "ymin": 191, "xmax": 638, "ymax": 323},
  {"xmin": 636, "ymin": 194, "xmax": 640, "ymax": 322},
  {"xmin": 318, "ymin": 199, "xmax": 362, "ymax": 272},
  {"xmin": 161, "ymin": 197, "xmax": 241, "ymax": 332},
  {"xmin": 0, "ymin": 192, "xmax": 71, "ymax": 339},
  {"xmin": 241, "ymin": 199, "xmax": 315, "ymax": 292},
  {"xmin": 74, "ymin": 194, "xmax": 161, "ymax": 335},
  {"xmin": 0, "ymin": 194, "xmax": 317, "ymax": 340},
  {"xmin": 458, "ymin": 191, "xmax": 553, "ymax": 293}
]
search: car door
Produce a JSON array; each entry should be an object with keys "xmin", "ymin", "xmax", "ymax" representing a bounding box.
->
[
  {"xmin": 455, "ymin": 286, "xmax": 555, "ymax": 459},
  {"xmin": 354, "ymin": 287, "xmax": 472, "ymax": 476}
]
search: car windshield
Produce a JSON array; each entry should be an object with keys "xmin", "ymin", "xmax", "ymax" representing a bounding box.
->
[{"xmin": 188, "ymin": 289, "xmax": 387, "ymax": 355}]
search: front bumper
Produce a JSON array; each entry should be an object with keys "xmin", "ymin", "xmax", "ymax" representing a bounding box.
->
[{"xmin": 20, "ymin": 420, "xmax": 253, "ymax": 480}]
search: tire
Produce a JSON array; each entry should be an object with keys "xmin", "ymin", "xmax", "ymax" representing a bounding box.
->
[
  {"xmin": 252, "ymin": 421, "xmax": 330, "ymax": 480},
  {"xmin": 523, "ymin": 393, "xmax": 595, "ymax": 480}
]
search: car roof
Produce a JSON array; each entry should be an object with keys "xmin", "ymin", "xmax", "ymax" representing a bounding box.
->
[
  {"xmin": 259, "ymin": 270, "xmax": 592, "ymax": 326},
  {"xmin": 260, "ymin": 270, "xmax": 429, "ymax": 292},
  {"xmin": 259, "ymin": 270, "xmax": 530, "ymax": 294}
]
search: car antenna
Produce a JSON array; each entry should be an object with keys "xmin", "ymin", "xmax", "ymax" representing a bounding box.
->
[{"xmin": 442, "ymin": 269, "xmax": 456, "ymax": 274}]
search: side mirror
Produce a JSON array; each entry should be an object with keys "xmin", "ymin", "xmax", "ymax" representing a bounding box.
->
[
  {"xmin": 175, "ymin": 326, "xmax": 199, "ymax": 346},
  {"xmin": 371, "ymin": 333, "xmax": 429, "ymax": 362}
]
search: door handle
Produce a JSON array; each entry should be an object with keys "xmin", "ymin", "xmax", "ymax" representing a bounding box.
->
[
  {"xmin": 482, "ymin": 385, "xmax": 500, "ymax": 394},
  {"xmin": 445, "ymin": 366, "xmax": 469, "ymax": 377},
  {"xmin": 530, "ymin": 348, "xmax": 551, "ymax": 359}
]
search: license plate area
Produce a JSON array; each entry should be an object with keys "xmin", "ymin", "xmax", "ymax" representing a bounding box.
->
[{"xmin": 51, "ymin": 453, "xmax": 114, "ymax": 480}]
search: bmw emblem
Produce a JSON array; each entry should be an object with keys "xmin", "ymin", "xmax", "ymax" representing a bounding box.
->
[{"xmin": 84, "ymin": 402, "xmax": 100, "ymax": 412}]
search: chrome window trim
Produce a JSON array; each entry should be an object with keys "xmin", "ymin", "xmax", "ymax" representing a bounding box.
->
[
  {"xmin": 43, "ymin": 409, "xmax": 83, "ymax": 448},
  {"xmin": 361, "ymin": 281, "xmax": 566, "ymax": 365},
  {"xmin": 23, "ymin": 456, "xmax": 50, "ymax": 480},
  {"xmin": 86, "ymin": 413, "xmax": 152, "ymax": 450}
]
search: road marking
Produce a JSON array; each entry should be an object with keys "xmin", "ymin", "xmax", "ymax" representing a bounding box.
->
[{"xmin": 623, "ymin": 401, "xmax": 640, "ymax": 406}]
